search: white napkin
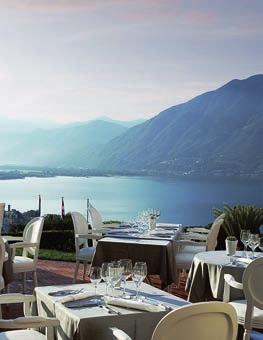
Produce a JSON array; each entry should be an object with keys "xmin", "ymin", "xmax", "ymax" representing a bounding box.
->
[
  {"xmin": 104, "ymin": 296, "xmax": 166, "ymax": 312},
  {"xmin": 58, "ymin": 291, "xmax": 96, "ymax": 304},
  {"xmin": 236, "ymin": 257, "xmax": 252, "ymax": 265}
]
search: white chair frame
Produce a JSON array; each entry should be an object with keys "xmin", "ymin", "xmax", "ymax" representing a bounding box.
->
[
  {"xmin": 224, "ymin": 257, "xmax": 263, "ymax": 340},
  {"xmin": 71, "ymin": 212, "xmax": 103, "ymax": 283},
  {"xmin": 10, "ymin": 217, "xmax": 44, "ymax": 293},
  {"xmin": 0, "ymin": 293, "xmax": 59, "ymax": 340},
  {"xmin": 111, "ymin": 302, "xmax": 238, "ymax": 340}
]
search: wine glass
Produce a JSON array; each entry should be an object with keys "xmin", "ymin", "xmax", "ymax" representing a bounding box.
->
[
  {"xmin": 90, "ymin": 266, "xmax": 101, "ymax": 295},
  {"xmin": 118, "ymin": 259, "xmax": 132, "ymax": 298},
  {"xmin": 240, "ymin": 229, "xmax": 250, "ymax": 257},
  {"xmin": 101, "ymin": 263, "xmax": 110, "ymax": 295},
  {"xmin": 132, "ymin": 262, "xmax": 147, "ymax": 300},
  {"xmin": 248, "ymin": 234, "xmax": 260, "ymax": 259},
  {"xmin": 108, "ymin": 262, "xmax": 122, "ymax": 296}
]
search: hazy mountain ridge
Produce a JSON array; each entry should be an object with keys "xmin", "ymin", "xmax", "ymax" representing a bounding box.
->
[
  {"xmin": 97, "ymin": 75, "xmax": 263, "ymax": 177},
  {"xmin": 0, "ymin": 119, "xmax": 128, "ymax": 167}
]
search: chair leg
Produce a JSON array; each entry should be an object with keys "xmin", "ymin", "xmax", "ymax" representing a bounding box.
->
[
  {"xmin": 33, "ymin": 271, "xmax": 38, "ymax": 288},
  {"xmin": 73, "ymin": 261, "xmax": 80, "ymax": 283},
  {"xmin": 83, "ymin": 262, "xmax": 87, "ymax": 281},
  {"xmin": 23, "ymin": 273, "xmax": 27, "ymax": 294}
]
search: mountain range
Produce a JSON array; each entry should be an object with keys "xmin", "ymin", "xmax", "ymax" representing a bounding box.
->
[
  {"xmin": 97, "ymin": 74, "xmax": 263, "ymax": 177},
  {"xmin": 1, "ymin": 74, "xmax": 262, "ymax": 177}
]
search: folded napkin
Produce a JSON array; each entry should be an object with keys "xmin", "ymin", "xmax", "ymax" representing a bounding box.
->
[
  {"xmin": 58, "ymin": 291, "xmax": 100, "ymax": 304},
  {"xmin": 104, "ymin": 297, "xmax": 166, "ymax": 312},
  {"xmin": 236, "ymin": 257, "xmax": 253, "ymax": 265}
]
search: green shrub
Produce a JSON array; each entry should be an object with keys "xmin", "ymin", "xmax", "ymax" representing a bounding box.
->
[{"xmin": 214, "ymin": 205, "xmax": 263, "ymax": 249}]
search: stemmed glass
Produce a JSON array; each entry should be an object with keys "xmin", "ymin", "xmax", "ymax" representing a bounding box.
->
[
  {"xmin": 132, "ymin": 262, "xmax": 147, "ymax": 300},
  {"xmin": 248, "ymin": 234, "xmax": 260, "ymax": 259},
  {"xmin": 240, "ymin": 230, "xmax": 250, "ymax": 258},
  {"xmin": 108, "ymin": 262, "xmax": 123, "ymax": 297},
  {"xmin": 89, "ymin": 266, "xmax": 101, "ymax": 295},
  {"xmin": 118, "ymin": 259, "xmax": 132, "ymax": 298},
  {"xmin": 101, "ymin": 263, "xmax": 110, "ymax": 296}
]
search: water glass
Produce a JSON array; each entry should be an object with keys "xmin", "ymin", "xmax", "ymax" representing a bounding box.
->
[
  {"xmin": 248, "ymin": 234, "xmax": 260, "ymax": 259},
  {"xmin": 118, "ymin": 259, "xmax": 132, "ymax": 298},
  {"xmin": 101, "ymin": 262, "xmax": 110, "ymax": 295},
  {"xmin": 132, "ymin": 262, "xmax": 147, "ymax": 300},
  {"xmin": 90, "ymin": 266, "xmax": 101, "ymax": 295},
  {"xmin": 108, "ymin": 262, "xmax": 123, "ymax": 296},
  {"xmin": 240, "ymin": 229, "xmax": 250, "ymax": 257}
]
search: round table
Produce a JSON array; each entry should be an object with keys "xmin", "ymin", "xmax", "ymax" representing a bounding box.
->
[{"xmin": 186, "ymin": 250, "xmax": 256, "ymax": 302}]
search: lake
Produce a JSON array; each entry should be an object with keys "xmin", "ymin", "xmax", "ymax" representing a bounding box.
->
[{"xmin": 0, "ymin": 176, "xmax": 262, "ymax": 225}]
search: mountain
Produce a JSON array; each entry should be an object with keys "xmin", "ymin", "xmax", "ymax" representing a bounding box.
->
[
  {"xmin": 97, "ymin": 116, "xmax": 147, "ymax": 128},
  {"xmin": 0, "ymin": 120, "xmax": 127, "ymax": 167},
  {"xmin": 97, "ymin": 75, "xmax": 263, "ymax": 177}
]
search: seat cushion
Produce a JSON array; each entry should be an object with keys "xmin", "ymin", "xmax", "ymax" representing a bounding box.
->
[
  {"xmin": 13, "ymin": 256, "xmax": 35, "ymax": 273},
  {"xmin": 77, "ymin": 246, "xmax": 96, "ymax": 261},
  {"xmin": 229, "ymin": 300, "xmax": 263, "ymax": 329},
  {"xmin": 0, "ymin": 330, "xmax": 45, "ymax": 340},
  {"xmin": 250, "ymin": 331, "xmax": 263, "ymax": 340}
]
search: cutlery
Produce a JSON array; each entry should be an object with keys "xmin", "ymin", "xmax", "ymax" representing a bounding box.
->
[{"xmin": 99, "ymin": 304, "xmax": 121, "ymax": 315}]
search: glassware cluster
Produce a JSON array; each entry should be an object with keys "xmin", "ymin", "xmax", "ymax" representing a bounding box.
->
[{"xmin": 90, "ymin": 260, "xmax": 147, "ymax": 299}]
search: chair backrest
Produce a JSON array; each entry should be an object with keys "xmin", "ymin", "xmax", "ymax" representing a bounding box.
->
[
  {"xmin": 242, "ymin": 257, "xmax": 263, "ymax": 337},
  {"xmin": 88, "ymin": 203, "xmax": 104, "ymax": 230},
  {"xmin": 151, "ymin": 302, "xmax": 237, "ymax": 340},
  {"xmin": 0, "ymin": 236, "xmax": 5, "ymax": 277},
  {"xmin": 22, "ymin": 217, "xmax": 44, "ymax": 260},
  {"xmin": 206, "ymin": 214, "xmax": 225, "ymax": 251},
  {"xmin": 0, "ymin": 203, "xmax": 5, "ymax": 235},
  {"xmin": 71, "ymin": 212, "xmax": 90, "ymax": 252}
]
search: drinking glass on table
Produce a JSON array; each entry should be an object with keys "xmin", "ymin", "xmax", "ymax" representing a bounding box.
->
[
  {"xmin": 101, "ymin": 263, "xmax": 110, "ymax": 295},
  {"xmin": 132, "ymin": 262, "xmax": 147, "ymax": 300},
  {"xmin": 90, "ymin": 266, "xmax": 101, "ymax": 295},
  {"xmin": 108, "ymin": 262, "xmax": 122, "ymax": 296},
  {"xmin": 118, "ymin": 259, "xmax": 132, "ymax": 298},
  {"xmin": 248, "ymin": 234, "xmax": 260, "ymax": 259},
  {"xmin": 240, "ymin": 230, "xmax": 250, "ymax": 257}
]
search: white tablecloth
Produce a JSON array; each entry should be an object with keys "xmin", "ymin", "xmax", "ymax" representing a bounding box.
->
[
  {"xmin": 186, "ymin": 250, "xmax": 262, "ymax": 302},
  {"xmin": 35, "ymin": 282, "xmax": 189, "ymax": 340}
]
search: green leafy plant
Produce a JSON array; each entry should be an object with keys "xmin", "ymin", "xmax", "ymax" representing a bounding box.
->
[
  {"xmin": 226, "ymin": 236, "xmax": 237, "ymax": 241},
  {"xmin": 214, "ymin": 205, "xmax": 263, "ymax": 241}
]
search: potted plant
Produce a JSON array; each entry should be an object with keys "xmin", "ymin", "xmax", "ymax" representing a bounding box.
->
[{"xmin": 225, "ymin": 236, "xmax": 238, "ymax": 256}]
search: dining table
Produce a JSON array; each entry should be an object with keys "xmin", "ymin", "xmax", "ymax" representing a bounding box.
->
[
  {"xmin": 34, "ymin": 281, "xmax": 189, "ymax": 340},
  {"xmin": 90, "ymin": 223, "xmax": 182, "ymax": 288},
  {"xmin": 186, "ymin": 250, "xmax": 263, "ymax": 302}
]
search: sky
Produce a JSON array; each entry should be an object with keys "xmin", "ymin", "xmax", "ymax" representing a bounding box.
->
[{"xmin": 0, "ymin": 0, "xmax": 262, "ymax": 123}]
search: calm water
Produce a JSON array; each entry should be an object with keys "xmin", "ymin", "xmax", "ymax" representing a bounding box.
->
[{"xmin": 0, "ymin": 176, "xmax": 262, "ymax": 225}]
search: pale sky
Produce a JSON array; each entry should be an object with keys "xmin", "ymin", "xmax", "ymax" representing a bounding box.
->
[{"xmin": 0, "ymin": 0, "xmax": 262, "ymax": 123}]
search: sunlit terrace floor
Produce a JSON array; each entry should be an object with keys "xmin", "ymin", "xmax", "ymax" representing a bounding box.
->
[{"xmin": 2, "ymin": 260, "xmax": 188, "ymax": 319}]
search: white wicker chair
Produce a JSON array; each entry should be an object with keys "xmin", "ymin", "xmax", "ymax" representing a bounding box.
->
[
  {"xmin": 111, "ymin": 302, "xmax": 238, "ymax": 340},
  {"xmin": 10, "ymin": 217, "xmax": 44, "ymax": 293},
  {"xmin": 71, "ymin": 212, "xmax": 102, "ymax": 283},
  {"xmin": 0, "ymin": 203, "xmax": 5, "ymax": 235},
  {"xmin": 224, "ymin": 257, "xmax": 263, "ymax": 340},
  {"xmin": 174, "ymin": 215, "xmax": 225, "ymax": 280},
  {"xmin": 0, "ymin": 293, "xmax": 59, "ymax": 340}
]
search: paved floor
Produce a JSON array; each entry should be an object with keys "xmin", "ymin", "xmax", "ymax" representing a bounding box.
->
[{"xmin": 2, "ymin": 259, "xmax": 188, "ymax": 319}]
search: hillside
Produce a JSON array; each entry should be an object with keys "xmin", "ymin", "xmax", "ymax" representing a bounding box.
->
[
  {"xmin": 97, "ymin": 75, "xmax": 263, "ymax": 177},
  {"xmin": 0, "ymin": 120, "xmax": 127, "ymax": 167}
]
